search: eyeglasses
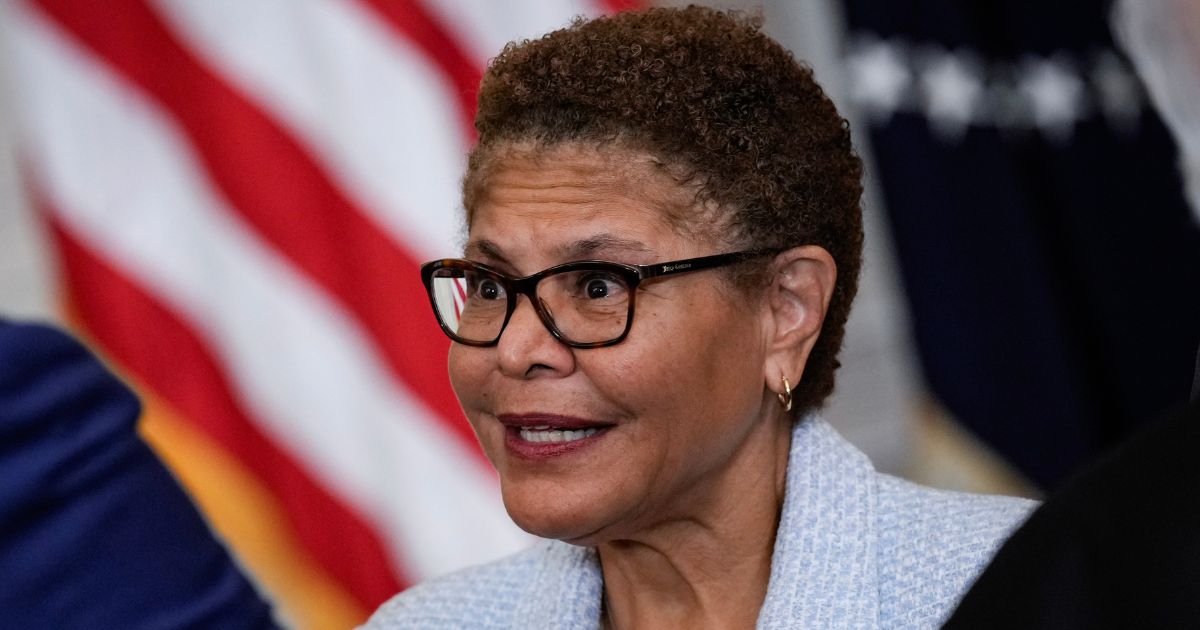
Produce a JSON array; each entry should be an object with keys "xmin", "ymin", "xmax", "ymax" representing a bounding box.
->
[{"xmin": 421, "ymin": 250, "xmax": 774, "ymax": 348}]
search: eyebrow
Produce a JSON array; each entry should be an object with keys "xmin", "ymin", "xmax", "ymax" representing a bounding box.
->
[
  {"xmin": 463, "ymin": 239, "xmax": 509, "ymax": 265},
  {"xmin": 557, "ymin": 234, "xmax": 653, "ymax": 260},
  {"xmin": 463, "ymin": 234, "xmax": 654, "ymax": 267}
]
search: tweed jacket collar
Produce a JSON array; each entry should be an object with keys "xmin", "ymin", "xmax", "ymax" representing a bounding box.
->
[{"xmin": 511, "ymin": 417, "xmax": 880, "ymax": 629}]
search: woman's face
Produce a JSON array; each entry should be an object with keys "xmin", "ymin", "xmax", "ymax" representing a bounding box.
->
[{"xmin": 450, "ymin": 146, "xmax": 776, "ymax": 545}]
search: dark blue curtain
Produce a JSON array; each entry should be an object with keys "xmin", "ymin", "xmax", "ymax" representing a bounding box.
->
[{"xmin": 841, "ymin": 0, "xmax": 1200, "ymax": 487}]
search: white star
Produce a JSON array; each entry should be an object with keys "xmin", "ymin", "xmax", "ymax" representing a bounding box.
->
[
  {"xmin": 1091, "ymin": 51, "xmax": 1142, "ymax": 134},
  {"xmin": 919, "ymin": 49, "xmax": 984, "ymax": 142},
  {"xmin": 845, "ymin": 37, "xmax": 911, "ymax": 124},
  {"xmin": 982, "ymin": 65, "xmax": 1032, "ymax": 139},
  {"xmin": 1018, "ymin": 55, "xmax": 1087, "ymax": 143}
]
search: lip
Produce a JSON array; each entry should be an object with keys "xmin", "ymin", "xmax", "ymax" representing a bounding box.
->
[
  {"xmin": 497, "ymin": 413, "xmax": 615, "ymax": 461},
  {"xmin": 497, "ymin": 413, "xmax": 613, "ymax": 430}
]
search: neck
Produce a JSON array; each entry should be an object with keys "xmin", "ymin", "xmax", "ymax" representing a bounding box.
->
[{"xmin": 598, "ymin": 411, "xmax": 793, "ymax": 630}]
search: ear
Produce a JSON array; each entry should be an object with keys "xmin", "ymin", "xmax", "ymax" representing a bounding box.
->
[{"xmin": 761, "ymin": 246, "xmax": 837, "ymax": 401}]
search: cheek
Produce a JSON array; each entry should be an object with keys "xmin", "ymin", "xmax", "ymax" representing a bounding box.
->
[
  {"xmin": 447, "ymin": 346, "xmax": 510, "ymax": 469},
  {"xmin": 592, "ymin": 296, "xmax": 763, "ymax": 428},
  {"xmin": 447, "ymin": 345, "xmax": 466, "ymax": 398},
  {"xmin": 447, "ymin": 345, "xmax": 489, "ymax": 415}
]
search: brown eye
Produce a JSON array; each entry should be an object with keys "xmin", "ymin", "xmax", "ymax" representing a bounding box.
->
[
  {"xmin": 477, "ymin": 279, "xmax": 505, "ymax": 300},
  {"xmin": 586, "ymin": 278, "xmax": 610, "ymax": 299},
  {"xmin": 574, "ymin": 272, "xmax": 625, "ymax": 300}
]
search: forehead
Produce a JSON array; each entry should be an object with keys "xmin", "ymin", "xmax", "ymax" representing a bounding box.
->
[{"xmin": 466, "ymin": 145, "xmax": 703, "ymax": 267}]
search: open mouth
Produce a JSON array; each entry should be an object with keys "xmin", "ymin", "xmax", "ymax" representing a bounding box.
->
[
  {"xmin": 497, "ymin": 413, "xmax": 615, "ymax": 458},
  {"xmin": 516, "ymin": 426, "xmax": 603, "ymax": 443}
]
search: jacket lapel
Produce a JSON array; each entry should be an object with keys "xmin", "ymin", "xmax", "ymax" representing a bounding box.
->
[
  {"xmin": 757, "ymin": 417, "xmax": 880, "ymax": 629},
  {"xmin": 512, "ymin": 541, "xmax": 603, "ymax": 629}
]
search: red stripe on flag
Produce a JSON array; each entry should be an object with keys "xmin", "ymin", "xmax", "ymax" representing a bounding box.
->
[
  {"xmin": 45, "ymin": 212, "xmax": 408, "ymax": 610},
  {"xmin": 596, "ymin": 0, "xmax": 645, "ymax": 14},
  {"xmin": 354, "ymin": 0, "xmax": 482, "ymax": 139},
  {"xmin": 32, "ymin": 0, "xmax": 479, "ymax": 459}
]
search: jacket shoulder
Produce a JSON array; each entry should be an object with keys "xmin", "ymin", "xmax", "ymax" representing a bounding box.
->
[
  {"xmin": 361, "ymin": 543, "xmax": 546, "ymax": 629},
  {"xmin": 875, "ymin": 475, "xmax": 1036, "ymax": 628}
]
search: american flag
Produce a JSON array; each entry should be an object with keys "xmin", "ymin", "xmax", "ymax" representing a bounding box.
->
[{"xmin": 3, "ymin": 0, "xmax": 637, "ymax": 627}]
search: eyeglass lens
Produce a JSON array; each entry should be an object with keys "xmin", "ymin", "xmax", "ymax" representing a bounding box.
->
[{"xmin": 428, "ymin": 266, "xmax": 632, "ymax": 345}]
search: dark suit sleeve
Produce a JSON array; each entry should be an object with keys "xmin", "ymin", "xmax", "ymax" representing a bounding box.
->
[
  {"xmin": 943, "ymin": 400, "xmax": 1200, "ymax": 629},
  {"xmin": 0, "ymin": 320, "xmax": 279, "ymax": 630}
]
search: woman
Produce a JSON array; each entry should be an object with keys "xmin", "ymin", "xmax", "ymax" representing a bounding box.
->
[{"xmin": 367, "ymin": 7, "xmax": 1032, "ymax": 629}]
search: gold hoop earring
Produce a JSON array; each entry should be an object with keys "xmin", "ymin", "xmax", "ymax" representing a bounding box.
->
[{"xmin": 777, "ymin": 374, "xmax": 793, "ymax": 412}]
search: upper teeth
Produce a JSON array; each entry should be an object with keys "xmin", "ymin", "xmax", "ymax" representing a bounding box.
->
[{"xmin": 519, "ymin": 427, "xmax": 600, "ymax": 443}]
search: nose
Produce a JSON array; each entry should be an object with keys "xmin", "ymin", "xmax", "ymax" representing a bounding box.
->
[{"xmin": 495, "ymin": 294, "xmax": 575, "ymax": 379}]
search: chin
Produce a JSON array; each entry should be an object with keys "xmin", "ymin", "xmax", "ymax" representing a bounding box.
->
[{"xmin": 501, "ymin": 485, "xmax": 612, "ymax": 545}]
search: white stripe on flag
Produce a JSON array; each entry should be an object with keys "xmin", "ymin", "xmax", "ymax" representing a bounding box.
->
[
  {"xmin": 9, "ymin": 3, "xmax": 529, "ymax": 580},
  {"xmin": 151, "ymin": 0, "xmax": 470, "ymax": 261},
  {"xmin": 421, "ymin": 0, "xmax": 603, "ymax": 67}
]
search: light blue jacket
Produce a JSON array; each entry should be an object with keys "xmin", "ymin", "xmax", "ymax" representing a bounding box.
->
[{"xmin": 365, "ymin": 417, "xmax": 1035, "ymax": 629}]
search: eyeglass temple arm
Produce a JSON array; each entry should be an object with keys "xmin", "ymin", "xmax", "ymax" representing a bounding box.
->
[{"xmin": 637, "ymin": 250, "xmax": 778, "ymax": 280}]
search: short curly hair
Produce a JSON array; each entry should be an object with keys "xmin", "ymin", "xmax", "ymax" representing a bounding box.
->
[{"xmin": 463, "ymin": 6, "xmax": 864, "ymax": 415}]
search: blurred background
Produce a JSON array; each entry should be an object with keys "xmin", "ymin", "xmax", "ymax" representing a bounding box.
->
[{"xmin": 1, "ymin": 0, "xmax": 1197, "ymax": 628}]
